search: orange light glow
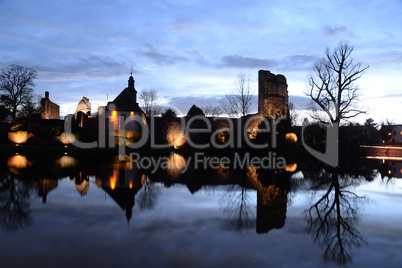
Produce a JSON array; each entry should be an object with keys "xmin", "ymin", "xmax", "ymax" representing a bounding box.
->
[
  {"xmin": 388, "ymin": 170, "xmax": 392, "ymax": 175},
  {"xmin": 8, "ymin": 131, "xmax": 29, "ymax": 144},
  {"xmin": 57, "ymin": 132, "xmax": 76, "ymax": 144},
  {"xmin": 167, "ymin": 153, "xmax": 187, "ymax": 179},
  {"xmin": 285, "ymin": 133, "xmax": 298, "ymax": 143},
  {"xmin": 285, "ymin": 163, "xmax": 298, "ymax": 172},
  {"xmin": 7, "ymin": 155, "xmax": 29, "ymax": 169},
  {"xmin": 110, "ymin": 169, "xmax": 118, "ymax": 190},
  {"xmin": 129, "ymin": 181, "xmax": 133, "ymax": 189},
  {"xmin": 130, "ymin": 111, "xmax": 134, "ymax": 117},
  {"xmin": 166, "ymin": 123, "xmax": 186, "ymax": 148},
  {"xmin": 111, "ymin": 110, "xmax": 117, "ymax": 118}
]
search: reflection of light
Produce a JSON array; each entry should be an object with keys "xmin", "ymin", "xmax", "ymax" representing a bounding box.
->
[
  {"xmin": 7, "ymin": 155, "xmax": 29, "ymax": 169},
  {"xmin": 285, "ymin": 133, "xmax": 298, "ymax": 143},
  {"xmin": 110, "ymin": 169, "xmax": 118, "ymax": 190},
  {"xmin": 285, "ymin": 163, "xmax": 298, "ymax": 172},
  {"xmin": 58, "ymin": 132, "xmax": 76, "ymax": 144},
  {"xmin": 167, "ymin": 153, "xmax": 187, "ymax": 179},
  {"xmin": 8, "ymin": 131, "xmax": 29, "ymax": 144},
  {"xmin": 388, "ymin": 170, "xmax": 392, "ymax": 175},
  {"xmin": 129, "ymin": 181, "xmax": 133, "ymax": 189},
  {"xmin": 166, "ymin": 123, "xmax": 186, "ymax": 148},
  {"xmin": 141, "ymin": 173, "xmax": 147, "ymax": 185},
  {"xmin": 57, "ymin": 156, "xmax": 78, "ymax": 168},
  {"xmin": 75, "ymin": 180, "xmax": 89, "ymax": 196},
  {"xmin": 216, "ymin": 163, "xmax": 230, "ymax": 181}
]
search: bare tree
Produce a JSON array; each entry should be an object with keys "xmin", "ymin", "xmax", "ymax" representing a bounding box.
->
[
  {"xmin": 220, "ymin": 73, "xmax": 254, "ymax": 117},
  {"xmin": 139, "ymin": 89, "xmax": 161, "ymax": 116},
  {"xmin": 288, "ymin": 102, "xmax": 299, "ymax": 126},
  {"xmin": 0, "ymin": 64, "xmax": 38, "ymax": 121},
  {"xmin": 19, "ymin": 94, "xmax": 42, "ymax": 118},
  {"xmin": 305, "ymin": 41, "xmax": 369, "ymax": 125},
  {"xmin": 203, "ymin": 104, "xmax": 222, "ymax": 117}
]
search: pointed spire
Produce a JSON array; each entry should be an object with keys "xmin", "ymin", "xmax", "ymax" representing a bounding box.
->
[{"xmin": 128, "ymin": 71, "xmax": 135, "ymax": 90}]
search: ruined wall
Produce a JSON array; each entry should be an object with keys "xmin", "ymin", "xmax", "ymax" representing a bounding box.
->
[
  {"xmin": 40, "ymin": 91, "xmax": 60, "ymax": 119},
  {"xmin": 258, "ymin": 70, "xmax": 289, "ymax": 118}
]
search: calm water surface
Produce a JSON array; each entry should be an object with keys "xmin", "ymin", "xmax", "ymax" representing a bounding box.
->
[{"xmin": 0, "ymin": 152, "xmax": 401, "ymax": 267}]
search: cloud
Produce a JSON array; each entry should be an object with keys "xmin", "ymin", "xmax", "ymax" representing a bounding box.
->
[
  {"xmin": 220, "ymin": 55, "xmax": 278, "ymax": 69},
  {"xmin": 219, "ymin": 54, "xmax": 318, "ymax": 72},
  {"xmin": 323, "ymin": 25, "xmax": 348, "ymax": 36}
]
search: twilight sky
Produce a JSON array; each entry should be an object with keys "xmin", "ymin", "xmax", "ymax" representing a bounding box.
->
[{"xmin": 1, "ymin": 0, "xmax": 401, "ymax": 123}]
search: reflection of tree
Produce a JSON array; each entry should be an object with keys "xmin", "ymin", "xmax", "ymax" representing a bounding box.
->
[
  {"xmin": 222, "ymin": 185, "xmax": 252, "ymax": 231},
  {"xmin": 304, "ymin": 171, "xmax": 367, "ymax": 264},
  {"xmin": 137, "ymin": 177, "xmax": 159, "ymax": 210},
  {"xmin": 0, "ymin": 173, "xmax": 34, "ymax": 231}
]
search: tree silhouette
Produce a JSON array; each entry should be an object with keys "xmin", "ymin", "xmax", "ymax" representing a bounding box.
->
[
  {"xmin": 220, "ymin": 73, "xmax": 254, "ymax": 118},
  {"xmin": 0, "ymin": 64, "xmax": 38, "ymax": 121},
  {"xmin": 304, "ymin": 171, "xmax": 367, "ymax": 264},
  {"xmin": 305, "ymin": 41, "xmax": 369, "ymax": 124},
  {"xmin": 0, "ymin": 173, "xmax": 34, "ymax": 231},
  {"xmin": 136, "ymin": 177, "xmax": 159, "ymax": 210}
]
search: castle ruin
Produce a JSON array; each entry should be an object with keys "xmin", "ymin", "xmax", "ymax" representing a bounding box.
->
[{"xmin": 258, "ymin": 70, "xmax": 289, "ymax": 119}]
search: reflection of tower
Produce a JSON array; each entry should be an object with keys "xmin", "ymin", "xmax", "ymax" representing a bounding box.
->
[
  {"xmin": 258, "ymin": 70, "xmax": 289, "ymax": 119},
  {"xmin": 256, "ymin": 184, "xmax": 287, "ymax": 234},
  {"xmin": 74, "ymin": 171, "xmax": 90, "ymax": 196},
  {"xmin": 38, "ymin": 179, "xmax": 58, "ymax": 203},
  {"xmin": 100, "ymin": 163, "xmax": 145, "ymax": 222}
]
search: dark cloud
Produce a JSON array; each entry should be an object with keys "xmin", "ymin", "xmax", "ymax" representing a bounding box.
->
[
  {"xmin": 323, "ymin": 25, "xmax": 348, "ymax": 36},
  {"xmin": 220, "ymin": 55, "xmax": 278, "ymax": 69},
  {"xmin": 34, "ymin": 54, "xmax": 130, "ymax": 79},
  {"xmin": 136, "ymin": 45, "xmax": 188, "ymax": 65},
  {"xmin": 219, "ymin": 54, "xmax": 318, "ymax": 71}
]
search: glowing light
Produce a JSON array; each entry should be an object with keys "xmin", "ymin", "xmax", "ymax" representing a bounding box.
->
[
  {"xmin": 285, "ymin": 133, "xmax": 298, "ymax": 143},
  {"xmin": 130, "ymin": 111, "xmax": 134, "ymax": 117},
  {"xmin": 388, "ymin": 170, "xmax": 392, "ymax": 175},
  {"xmin": 141, "ymin": 174, "xmax": 147, "ymax": 185},
  {"xmin": 7, "ymin": 155, "xmax": 29, "ymax": 169},
  {"xmin": 57, "ymin": 156, "xmax": 78, "ymax": 168},
  {"xmin": 111, "ymin": 110, "xmax": 117, "ymax": 118},
  {"xmin": 8, "ymin": 131, "xmax": 29, "ymax": 144},
  {"xmin": 167, "ymin": 153, "xmax": 187, "ymax": 179},
  {"xmin": 110, "ymin": 169, "xmax": 118, "ymax": 190},
  {"xmin": 166, "ymin": 123, "xmax": 186, "ymax": 148},
  {"xmin": 285, "ymin": 163, "xmax": 298, "ymax": 172},
  {"xmin": 57, "ymin": 132, "xmax": 76, "ymax": 144},
  {"xmin": 129, "ymin": 181, "xmax": 133, "ymax": 189}
]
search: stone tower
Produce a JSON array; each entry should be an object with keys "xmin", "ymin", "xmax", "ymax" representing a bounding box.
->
[{"xmin": 258, "ymin": 70, "xmax": 289, "ymax": 119}]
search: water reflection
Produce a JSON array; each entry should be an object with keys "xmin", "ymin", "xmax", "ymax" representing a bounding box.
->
[
  {"xmin": 302, "ymin": 171, "xmax": 368, "ymax": 264},
  {"xmin": 0, "ymin": 173, "xmax": 34, "ymax": 231},
  {"xmin": 1, "ymin": 153, "xmax": 401, "ymax": 265}
]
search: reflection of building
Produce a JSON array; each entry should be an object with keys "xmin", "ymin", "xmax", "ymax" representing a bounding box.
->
[
  {"xmin": 380, "ymin": 160, "xmax": 402, "ymax": 178},
  {"xmin": 256, "ymin": 185, "xmax": 287, "ymax": 233},
  {"xmin": 380, "ymin": 125, "xmax": 402, "ymax": 143},
  {"xmin": 258, "ymin": 70, "xmax": 289, "ymax": 119},
  {"xmin": 98, "ymin": 162, "xmax": 145, "ymax": 221},
  {"xmin": 38, "ymin": 179, "xmax": 58, "ymax": 203},
  {"xmin": 40, "ymin": 91, "xmax": 60, "ymax": 119}
]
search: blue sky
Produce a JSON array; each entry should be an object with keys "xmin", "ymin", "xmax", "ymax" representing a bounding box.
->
[{"xmin": 1, "ymin": 0, "xmax": 401, "ymax": 123}]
